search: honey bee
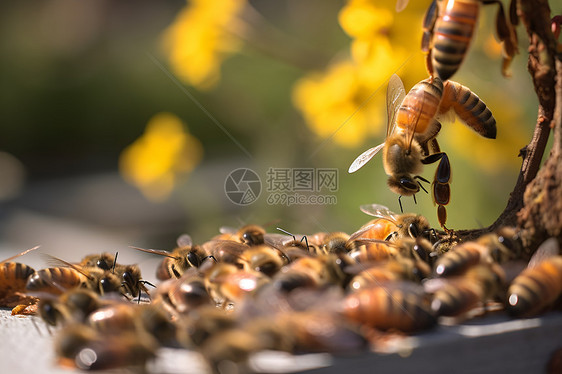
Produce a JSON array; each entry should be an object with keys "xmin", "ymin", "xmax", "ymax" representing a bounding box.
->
[
  {"xmin": 434, "ymin": 229, "xmax": 521, "ymax": 277},
  {"xmin": 0, "ymin": 246, "xmax": 39, "ymax": 306},
  {"xmin": 422, "ymin": 0, "xmax": 519, "ymax": 80},
  {"xmin": 154, "ymin": 270, "xmax": 212, "ymax": 315},
  {"xmin": 507, "ymin": 238, "xmax": 562, "ymax": 317},
  {"xmin": 178, "ymin": 304, "xmax": 239, "ymax": 348},
  {"xmin": 219, "ymin": 224, "xmax": 266, "ymax": 246},
  {"xmin": 272, "ymin": 252, "xmax": 356, "ymax": 293},
  {"xmin": 204, "ymin": 262, "xmax": 269, "ymax": 306},
  {"xmin": 343, "ymin": 281, "xmax": 436, "ymax": 332},
  {"xmin": 38, "ymin": 289, "xmax": 104, "ymax": 327},
  {"xmin": 349, "ymin": 74, "xmax": 496, "ymax": 230},
  {"xmin": 241, "ymin": 245, "xmax": 285, "ymax": 277},
  {"xmin": 133, "ymin": 234, "xmax": 209, "ymax": 280},
  {"xmin": 429, "ymin": 263, "xmax": 506, "ymax": 317},
  {"xmin": 361, "ymin": 204, "xmax": 435, "ymax": 242},
  {"xmin": 347, "ymin": 256, "xmax": 431, "ymax": 292},
  {"xmin": 79, "ymin": 252, "xmax": 116, "ymax": 271},
  {"xmin": 55, "ymin": 324, "xmax": 157, "ymax": 371}
]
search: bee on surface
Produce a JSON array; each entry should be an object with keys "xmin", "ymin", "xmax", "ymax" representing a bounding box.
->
[
  {"xmin": 204, "ymin": 262, "xmax": 269, "ymax": 306},
  {"xmin": 55, "ymin": 324, "xmax": 157, "ymax": 371},
  {"xmin": 360, "ymin": 204, "xmax": 433, "ymax": 241},
  {"xmin": 178, "ymin": 304, "xmax": 239, "ymax": 348},
  {"xmin": 218, "ymin": 224, "xmax": 266, "ymax": 246},
  {"xmin": 38, "ymin": 289, "xmax": 104, "ymax": 327},
  {"xmin": 133, "ymin": 234, "xmax": 209, "ymax": 280},
  {"xmin": 241, "ymin": 245, "xmax": 285, "ymax": 277},
  {"xmin": 434, "ymin": 229, "xmax": 520, "ymax": 277},
  {"xmin": 507, "ymin": 238, "xmax": 562, "ymax": 317},
  {"xmin": 79, "ymin": 252, "xmax": 116, "ymax": 271},
  {"xmin": 422, "ymin": 0, "xmax": 519, "ymax": 80},
  {"xmin": 347, "ymin": 256, "xmax": 431, "ymax": 292},
  {"xmin": 343, "ymin": 281, "xmax": 436, "ymax": 332},
  {"xmin": 154, "ymin": 270, "xmax": 212, "ymax": 316},
  {"xmin": 0, "ymin": 246, "xmax": 39, "ymax": 307},
  {"xmin": 271, "ymin": 253, "xmax": 355, "ymax": 292},
  {"xmin": 349, "ymin": 74, "xmax": 496, "ymax": 230},
  {"xmin": 429, "ymin": 263, "xmax": 506, "ymax": 317}
]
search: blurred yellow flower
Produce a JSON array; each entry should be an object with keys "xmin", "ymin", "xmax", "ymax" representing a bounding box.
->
[
  {"xmin": 293, "ymin": 1, "xmax": 427, "ymax": 148},
  {"xmin": 292, "ymin": 60, "xmax": 384, "ymax": 148},
  {"xmin": 162, "ymin": 0, "xmax": 247, "ymax": 90},
  {"xmin": 119, "ymin": 112, "xmax": 203, "ymax": 201}
]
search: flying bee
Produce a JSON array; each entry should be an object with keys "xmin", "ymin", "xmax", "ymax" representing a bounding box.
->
[
  {"xmin": 422, "ymin": 0, "xmax": 519, "ymax": 80},
  {"xmin": 343, "ymin": 281, "xmax": 436, "ymax": 332},
  {"xmin": 349, "ymin": 74, "xmax": 496, "ymax": 230},
  {"xmin": 0, "ymin": 246, "xmax": 39, "ymax": 307},
  {"xmin": 133, "ymin": 234, "xmax": 209, "ymax": 280},
  {"xmin": 429, "ymin": 263, "xmax": 506, "ymax": 317},
  {"xmin": 507, "ymin": 238, "xmax": 562, "ymax": 317}
]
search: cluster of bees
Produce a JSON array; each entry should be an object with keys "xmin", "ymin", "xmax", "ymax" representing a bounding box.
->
[
  {"xmin": 2, "ymin": 204, "xmax": 562, "ymax": 373},
  {"xmin": 3, "ymin": 0, "xmax": 561, "ymax": 373}
]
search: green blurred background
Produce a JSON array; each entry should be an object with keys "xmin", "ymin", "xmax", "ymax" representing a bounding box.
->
[{"xmin": 0, "ymin": 0, "xmax": 560, "ymax": 258}]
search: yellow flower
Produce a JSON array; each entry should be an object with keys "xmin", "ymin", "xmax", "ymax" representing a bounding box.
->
[
  {"xmin": 162, "ymin": 0, "xmax": 247, "ymax": 90},
  {"xmin": 292, "ymin": 60, "xmax": 384, "ymax": 148},
  {"xmin": 338, "ymin": 1, "xmax": 394, "ymax": 39},
  {"xmin": 119, "ymin": 112, "xmax": 203, "ymax": 201}
]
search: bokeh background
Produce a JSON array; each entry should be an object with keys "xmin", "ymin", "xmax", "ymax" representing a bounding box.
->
[{"xmin": 1, "ymin": 0, "xmax": 560, "ymax": 269}]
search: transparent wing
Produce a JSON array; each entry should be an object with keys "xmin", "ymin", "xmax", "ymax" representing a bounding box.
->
[
  {"xmin": 359, "ymin": 204, "xmax": 398, "ymax": 222},
  {"xmin": 348, "ymin": 143, "xmax": 385, "ymax": 173},
  {"xmin": 395, "ymin": 0, "xmax": 410, "ymax": 12},
  {"xmin": 176, "ymin": 234, "xmax": 193, "ymax": 248},
  {"xmin": 386, "ymin": 74, "xmax": 406, "ymax": 139},
  {"xmin": 0, "ymin": 245, "xmax": 40, "ymax": 264},
  {"xmin": 527, "ymin": 238, "xmax": 560, "ymax": 269}
]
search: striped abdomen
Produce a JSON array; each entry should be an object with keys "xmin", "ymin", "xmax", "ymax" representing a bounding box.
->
[
  {"xmin": 396, "ymin": 78, "xmax": 444, "ymax": 136},
  {"xmin": 507, "ymin": 256, "xmax": 562, "ymax": 317},
  {"xmin": 441, "ymin": 80, "xmax": 497, "ymax": 139},
  {"xmin": 431, "ymin": 280, "xmax": 481, "ymax": 316},
  {"xmin": 432, "ymin": 0, "xmax": 480, "ymax": 81},
  {"xmin": 343, "ymin": 283, "xmax": 436, "ymax": 332},
  {"xmin": 26, "ymin": 267, "xmax": 86, "ymax": 294},
  {"xmin": 434, "ymin": 242, "xmax": 484, "ymax": 276},
  {"xmin": 0, "ymin": 262, "xmax": 35, "ymax": 298}
]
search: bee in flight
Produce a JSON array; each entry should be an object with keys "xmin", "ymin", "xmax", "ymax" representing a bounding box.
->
[
  {"xmin": 397, "ymin": 0, "xmax": 518, "ymax": 79},
  {"xmin": 349, "ymin": 74, "xmax": 496, "ymax": 230}
]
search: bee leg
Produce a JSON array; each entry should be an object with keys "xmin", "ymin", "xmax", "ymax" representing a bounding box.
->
[{"xmin": 432, "ymin": 153, "xmax": 451, "ymax": 231}]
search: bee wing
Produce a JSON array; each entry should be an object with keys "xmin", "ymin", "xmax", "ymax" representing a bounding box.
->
[
  {"xmin": 386, "ymin": 74, "xmax": 406, "ymax": 139},
  {"xmin": 0, "ymin": 245, "xmax": 40, "ymax": 264},
  {"xmin": 359, "ymin": 204, "xmax": 398, "ymax": 222},
  {"xmin": 176, "ymin": 234, "xmax": 193, "ymax": 248},
  {"xmin": 527, "ymin": 238, "xmax": 560, "ymax": 269},
  {"xmin": 203, "ymin": 240, "xmax": 249, "ymax": 257},
  {"xmin": 395, "ymin": 0, "xmax": 409, "ymax": 12},
  {"xmin": 348, "ymin": 143, "xmax": 385, "ymax": 173},
  {"xmin": 42, "ymin": 255, "xmax": 94, "ymax": 280},
  {"xmin": 129, "ymin": 246, "xmax": 178, "ymax": 259},
  {"xmin": 348, "ymin": 224, "xmax": 377, "ymax": 242},
  {"xmin": 219, "ymin": 226, "xmax": 237, "ymax": 234}
]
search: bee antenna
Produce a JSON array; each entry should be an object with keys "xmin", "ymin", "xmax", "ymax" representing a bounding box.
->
[
  {"xmin": 276, "ymin": 227, "xmax": 296, "ymax": 241},
  {"xmin": 112, "ymin": 252, "xmax": 118, "ymax": 274},
  {"xmin": 417, "ymin": 180, "xmax": 428, "ymax": 194},
  {"xmin": 140, "ymin": 280, "xmax": 157, "ymax": 289},
  {"xmin": 415, "ymin": 175, "xmax": 430, "ymax": 184},
  {"xmin": 203, "ymin": 255, "xmax": 218, "ymax": 263},
  {"xmin": 398, "ymin": 196, "xmax": 404, "ymax": 213},
  {"xmin": 413, "ymin": 194, "xmax": 417, "ymax": 205},
  {"xmin": 300, "ymin": 235, "xmax": 310, "ymax": 251}
]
